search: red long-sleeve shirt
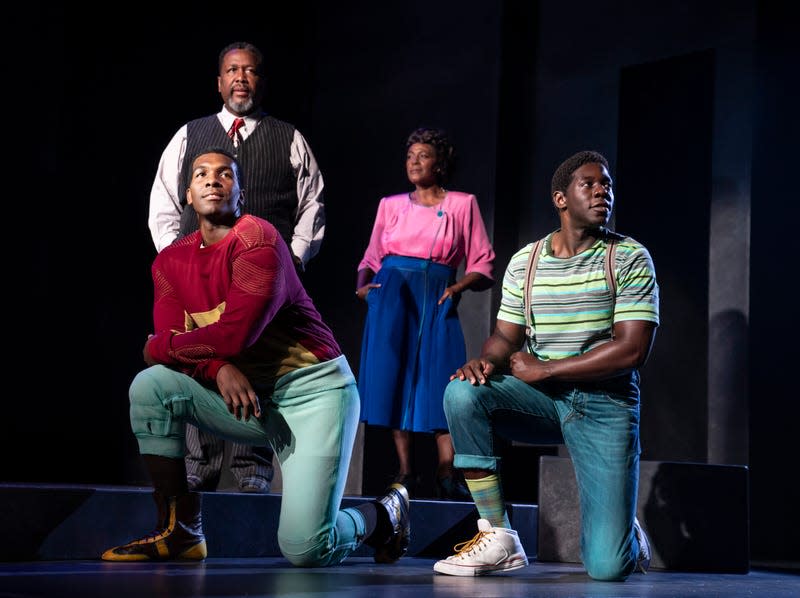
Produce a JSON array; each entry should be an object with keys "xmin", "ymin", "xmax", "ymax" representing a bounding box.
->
[{"xmin": 146, "ymin": 215, "xmax": 341, "ymax": 391}]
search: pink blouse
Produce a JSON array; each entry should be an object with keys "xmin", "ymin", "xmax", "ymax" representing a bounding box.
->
[{"xmin": 358, "ymin": 191, "xmax": 495, "ymax": 279}]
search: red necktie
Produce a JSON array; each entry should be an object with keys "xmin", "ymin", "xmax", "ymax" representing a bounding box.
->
[{"xmin": 228, "ymin": 118, "xmax": 245, "ymax": 147}]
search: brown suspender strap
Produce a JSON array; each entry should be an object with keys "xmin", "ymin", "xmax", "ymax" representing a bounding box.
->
[
  {"xmin": 524, "ymin": 236, "xmax": 618, "ymax": 350},
  {"xmin": 605, "ymin": 238, "xmax": 618, "ymax": 339},
  {"xmin": 523, "ymin": 239, "xmax": 544, "ymax": 350},
  {"xmin": 605, "ymin": 237, "xmax": 618, "ymax": 300}
]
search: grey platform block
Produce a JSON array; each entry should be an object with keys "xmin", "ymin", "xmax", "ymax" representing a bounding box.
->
[
  {"xmin": 537, "ymin": 456, "xmax": 749, "ymax": 572},
  {"xmin": 0, "ymin": 484, "xmax": 538, "ymax": 561}
]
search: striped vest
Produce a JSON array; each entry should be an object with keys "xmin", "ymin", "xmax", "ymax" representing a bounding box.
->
[{"xmin": 179, "ymin": 114, "xmax": 297, "ymax": 245}]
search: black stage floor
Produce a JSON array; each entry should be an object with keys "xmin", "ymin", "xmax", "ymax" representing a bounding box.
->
[{"xmin": 1, "ymin": 557, "xmax": 797, "ymax": 598}]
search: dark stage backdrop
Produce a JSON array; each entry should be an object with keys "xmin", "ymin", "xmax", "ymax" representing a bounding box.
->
[
  {"xmin": 9, "ymin": 2, "xmax": 327, "ymax": 487},
  {"xmin": 6, "ymin": 0, "xmax": 797, "ymax": 565}
]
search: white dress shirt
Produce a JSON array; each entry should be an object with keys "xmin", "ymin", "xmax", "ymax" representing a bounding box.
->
[{"xmin": 148, "ymin": 108, "xmax": 325, "ymax": 265}]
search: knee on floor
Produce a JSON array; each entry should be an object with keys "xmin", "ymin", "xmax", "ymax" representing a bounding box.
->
[
  {"xmin": 583, "ymin": 554, "xmax": 632, "ymax": 582},
  {"xmin": 279, "ymin": 535, "xmax": 338, "ymax": 568}
]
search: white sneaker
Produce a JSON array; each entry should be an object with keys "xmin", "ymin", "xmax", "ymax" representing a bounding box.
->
[
  {"xmin": 433, "ymin": 519, "xmax": 529, "ymax": 576},
  {"xmin": 633, "ymin": 516, "xmax": 651, "ymax": 573}
]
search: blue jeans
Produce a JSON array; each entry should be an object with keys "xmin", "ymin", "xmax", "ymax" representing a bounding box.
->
[
  {"xmin": 129, "ymin": 355, "xmax": 365, "ymax": 567},
  {"xmin": 444, "ymin": 374, "xmax": 643, "ymax": 580}
]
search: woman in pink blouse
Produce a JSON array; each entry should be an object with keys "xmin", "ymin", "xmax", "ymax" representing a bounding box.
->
[{"xmin": 355, "ymin": 128, "xmax": 496, "ymax": 499}]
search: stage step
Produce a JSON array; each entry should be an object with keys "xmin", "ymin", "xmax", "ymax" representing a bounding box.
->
[
  {"xmin": 0, "ymin": 484, "xmax": 538, "ymax": 562},
  {"xmin": 3, "ymin": 458, "xmax": 749, "ymax": 572}
]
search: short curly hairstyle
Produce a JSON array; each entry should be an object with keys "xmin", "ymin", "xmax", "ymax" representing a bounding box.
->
[
  {"xmin": 406, "ymin": 127, "xmax": 456, "ymax": 185},
  {"xmin": 551, "ymin": 150, "xmax": 609, "ymax": 195}
]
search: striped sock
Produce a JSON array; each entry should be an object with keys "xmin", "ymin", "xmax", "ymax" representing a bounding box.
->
[{"xmin": 465, "ymin": 474, "xmax": 511, "ymax": 529}]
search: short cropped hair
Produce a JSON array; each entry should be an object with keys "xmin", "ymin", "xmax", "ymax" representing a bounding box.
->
[
  {"xmin": 188, "ymin": 146, "xmax": 242, "ymax": 184},
  {"xmin": 218, "ymin": 41, "xmax": 264, "ymax": 73},
  {"xmin": 189, "ymin": 145, "xmax": 237, "ymax": 168},
  {"xmin": 551, "ymin": 150, "xmax": 609, "ymax": 195},
  {"xmin": 406, "ymin": 127, "xmax": 456, "ymax": 185}
]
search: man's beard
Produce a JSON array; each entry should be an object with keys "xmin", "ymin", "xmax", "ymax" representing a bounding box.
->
[{"xmin": 228, "ymin": 96, "xmax": 255, "ymax": 114}]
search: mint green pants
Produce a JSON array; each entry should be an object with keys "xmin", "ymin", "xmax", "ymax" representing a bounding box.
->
[{"xmin": 129, "ymin": 355, "xmax": 365, "ymax": 567}]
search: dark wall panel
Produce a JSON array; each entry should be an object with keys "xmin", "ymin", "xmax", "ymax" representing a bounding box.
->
[
  {"xmin": 617, "ymin": 50, "xmax": 715, "ymax": 461},
  {"xmin": 749, "ymin": 0, "xmax": 800, "ymax": 562}
]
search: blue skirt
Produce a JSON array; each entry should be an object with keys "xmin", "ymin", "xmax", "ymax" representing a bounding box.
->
[{"xmin": 358, "ymin": 255, "xmax": 465, "ymax": 432}]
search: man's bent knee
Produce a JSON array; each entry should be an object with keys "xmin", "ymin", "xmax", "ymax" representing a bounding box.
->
[
  {"xmin": 279, "ymin": 537, "xmax": 335, "ymax": 568},
  {"xmin": 443, "ymin": 378, "xmax": 482, "ymax": 417},
  {"xmin": 584, "ymin": 554, "xmax": 631, "ymax": 582}
]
